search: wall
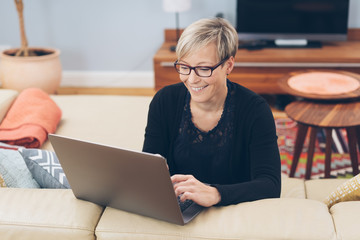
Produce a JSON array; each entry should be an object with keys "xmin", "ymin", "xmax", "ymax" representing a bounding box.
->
[
  {"xmin": 0, "ymin": 0, "xmax": 238, "ymax": 72},
  {"xmin": 0, "ymin": 0, "xmax": 359, "ymax": 87}
]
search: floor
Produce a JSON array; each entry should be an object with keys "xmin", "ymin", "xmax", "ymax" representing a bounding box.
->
[{"xmin": 57, "ymin": 87, "xmax": 156, "ymax": 96}]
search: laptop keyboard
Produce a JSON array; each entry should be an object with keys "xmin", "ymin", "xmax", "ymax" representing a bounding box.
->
[{"xmin": 177, "ymin": 197, "xmax": 194, "ymax": 212}]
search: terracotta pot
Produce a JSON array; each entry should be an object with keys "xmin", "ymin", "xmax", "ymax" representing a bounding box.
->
[{"xmin": 0, "ymin": 47, "xmax": 62, "ymax": 94}]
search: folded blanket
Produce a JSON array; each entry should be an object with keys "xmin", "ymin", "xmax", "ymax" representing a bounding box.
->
[{"xmin": 0, "ymin": 88, "xmax": 62, "ymax": 148}]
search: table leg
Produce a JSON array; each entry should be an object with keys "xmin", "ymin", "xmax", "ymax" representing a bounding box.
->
[
  {"xmin": 290, "ymin": 123, "xmax": 309, "ymax": 178},
  {"xmin": 355, "ymin": 126, "xmax": 360, "ymax": 153},
  {"xmin": 324, "ymin": 128, "xmax": 333, "ymax": 178},
  {"xmin": 346, "ymin": 127, "xmax": 360, "ymax": 176},
  {"xmin": 305, "ymin": 127, "xmax": 317, "ymax": 180}
]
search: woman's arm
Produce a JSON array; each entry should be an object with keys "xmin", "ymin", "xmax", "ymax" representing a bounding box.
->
[
  {"xmin": 142, "ymin": 91, "xmax": 168, "ymax": 158},
  {"xmin": 213, "ymin": 99, "xmax": 282, "ymax": 206}
]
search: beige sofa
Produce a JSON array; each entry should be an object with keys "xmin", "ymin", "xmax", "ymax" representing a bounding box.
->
[{"xmin": 0, "ymin": 89, "xmax": 358, "ymax": 240}]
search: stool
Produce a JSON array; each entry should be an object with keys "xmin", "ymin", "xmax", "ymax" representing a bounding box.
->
[{"xmin": 285, "ymin": 100, "xmax": 360, "ymax": 179}]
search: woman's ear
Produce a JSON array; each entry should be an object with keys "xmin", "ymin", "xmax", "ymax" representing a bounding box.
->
[{"xmin": 226, "ymin": 56, "xmax": 235, "ymax": 75}]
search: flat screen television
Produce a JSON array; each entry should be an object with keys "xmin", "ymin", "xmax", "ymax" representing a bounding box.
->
[{"xmin": 236, "ymin": 0, "xmax": 350, "ymax": 48}]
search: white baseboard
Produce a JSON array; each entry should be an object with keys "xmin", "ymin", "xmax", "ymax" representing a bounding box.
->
[
  {"xmin": 0, "ymin": 45, "xmax": 12, "ymax": 53},
  {"xmin": 61, "ymin": 71, "xmax": 154, "ymax": 88}
]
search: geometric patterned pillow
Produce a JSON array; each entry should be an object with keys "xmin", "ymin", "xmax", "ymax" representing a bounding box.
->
[
  {"xmin": 324, "ymin": 173, "xmax": 360, "ymax": 208},
  {"xmin": 18, "ymin": 148, "xmax": 70, "ymax": 189},
  {"xmin": 0, "ymin": 149, "xmax": 40, "ymax": 188}
]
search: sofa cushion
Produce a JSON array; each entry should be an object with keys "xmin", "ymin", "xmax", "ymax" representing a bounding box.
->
[
  {"xmin": 0, "ymin": 89, "xmax": 18, "ymax": 124},
  {"xmin": 95, "ymin": 198, "xmax": 336, "ymax": 240},
  {"xmin": 0, "ymin": 188, "xmax": 104, "ymax": 240},
  {"xmin": 330, "ymin": 201, "xmax": 360, "ymax": 240},
  {"xmin": 0, "ymin": 149, "xmax": 40, "ymax": 188},
  {"xmin": 18, "ymin": 148, "xmax": 70, "ymax": 189},
  {"xmin": 305, "ymin": 178, "xmax": 348, "ymax": 201},
  {"xmin": 324, "ymin": 173, "xmax": 360, "ymax": 208}
]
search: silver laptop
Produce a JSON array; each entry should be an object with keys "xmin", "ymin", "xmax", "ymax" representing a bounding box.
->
[{"xmin": 48, "ymin": 134, "xmax": 203, "ymax": 225}]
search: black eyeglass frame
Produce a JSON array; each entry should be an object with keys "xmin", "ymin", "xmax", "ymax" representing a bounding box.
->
[{"xmin": 174, "ymin": 57, "xmax": 229, "ymax": 77}]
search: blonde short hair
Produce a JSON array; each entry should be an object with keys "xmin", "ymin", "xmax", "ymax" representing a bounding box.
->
[{"xmin": 176, "ymin": 18, "xmax": 238, "ymax": 61}]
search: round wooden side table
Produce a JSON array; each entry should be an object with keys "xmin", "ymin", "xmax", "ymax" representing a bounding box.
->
[{"xmin": 285, "ymin": 100, "xmax": 360, "ymax": 179}]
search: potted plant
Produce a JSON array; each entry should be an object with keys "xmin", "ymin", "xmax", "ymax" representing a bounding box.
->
[{"xmin": 0, "ymin": 0, "xmax": 62, "ymax": 94}]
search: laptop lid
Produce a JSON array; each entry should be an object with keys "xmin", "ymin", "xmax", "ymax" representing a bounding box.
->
[{"xmin": 48, "ymin": 134, "xmax": 189, "ymax": 225}]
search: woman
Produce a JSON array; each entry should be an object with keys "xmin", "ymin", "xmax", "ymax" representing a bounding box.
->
[{"xmin": 143, "ymin": 18, "xmax": 281, "ymax": 207}]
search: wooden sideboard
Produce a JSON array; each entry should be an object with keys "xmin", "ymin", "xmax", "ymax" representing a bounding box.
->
[{"xmin": 153, "ymin": 29, "xmax": 360, "ymax": 94}]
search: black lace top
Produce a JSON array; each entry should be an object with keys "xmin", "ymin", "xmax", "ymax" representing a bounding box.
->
[
  {"xmin": 143, "ymin": 80, "xmax": 281, "ymax": 206},
  {"xmin": 173, "ymin": 82, "xmax": 235, "ymax": 184}
]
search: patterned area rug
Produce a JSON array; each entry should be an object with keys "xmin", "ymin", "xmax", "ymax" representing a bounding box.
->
[{"xmin": 275, "ymin": 117, "xmax": 357, "ymax": 179}]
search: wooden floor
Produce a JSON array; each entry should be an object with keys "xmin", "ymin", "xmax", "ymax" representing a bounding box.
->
[{"xmin": 57, "ymin": 87, "xmax": 156, "ymax": 96}]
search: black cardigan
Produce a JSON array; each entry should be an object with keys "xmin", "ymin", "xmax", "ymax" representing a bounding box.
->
[{"xmin": 143, "ymin": 80, "xmax": 281, "ymax": 206}]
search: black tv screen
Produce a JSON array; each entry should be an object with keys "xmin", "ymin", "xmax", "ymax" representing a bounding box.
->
[{"xmin": 236, "ymin": 0, "xmax": 350, "ymax": 42}]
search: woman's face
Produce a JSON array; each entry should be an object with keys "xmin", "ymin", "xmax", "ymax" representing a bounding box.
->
[{"xmin": 178, "ymin": 43, "xmax": 234, "ymax": 105}]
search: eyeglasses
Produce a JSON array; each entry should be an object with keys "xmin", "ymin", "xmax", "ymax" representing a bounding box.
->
[{"xmin": 174, "ymin": 57, "xmax": 229, "ymax": 77}]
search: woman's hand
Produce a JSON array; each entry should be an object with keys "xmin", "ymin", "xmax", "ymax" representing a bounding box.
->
[{"xmin": 171, "ymin": 174, "xmax": 221, "ymax": 207}]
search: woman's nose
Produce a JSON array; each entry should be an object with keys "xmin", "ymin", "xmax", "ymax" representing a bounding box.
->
[{"xmin": 187, "ymin": 69, "xmax": 200, "ymax": 84}]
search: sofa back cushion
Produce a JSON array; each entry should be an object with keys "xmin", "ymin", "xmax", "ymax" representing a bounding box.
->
[
  {"xmin": 42, "ymin": 95, "xmax": 152, "ymax": 151},
  {"xmin": 305, "ymin": 179, "xmax": 348, "ymax": 201},
  {"xmin": 280, "ymin": 174, "xmax": 306, "ymax": 199},
  {"xmin": 0, "ymin": 89, "xmax": 18, "ymax": 123}
]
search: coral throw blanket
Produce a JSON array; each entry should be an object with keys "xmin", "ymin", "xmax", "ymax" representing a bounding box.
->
[{"xmin": 0, "ymin": 88, "xmax": 62, "ymax": 148}]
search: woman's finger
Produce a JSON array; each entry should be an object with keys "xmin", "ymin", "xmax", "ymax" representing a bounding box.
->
[{"xmin": 171, "ymin": 174, "xmax": 193, "ymax": 183}]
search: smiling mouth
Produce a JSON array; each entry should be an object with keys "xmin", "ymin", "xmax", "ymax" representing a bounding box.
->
[{"xmin": 191, "ymin": 85, "xmax": 208, "ymax": 92}]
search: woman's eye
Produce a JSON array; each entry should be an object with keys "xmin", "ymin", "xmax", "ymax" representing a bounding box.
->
[{"xmin": 198, "ymin": 67, "xmax": 211, "ymax": 72}]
